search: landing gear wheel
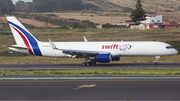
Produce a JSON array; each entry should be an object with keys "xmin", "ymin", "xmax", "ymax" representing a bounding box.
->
[
  {"xmin": 154, "ymin": 56, "xmax": 160, "ymax": 66},
  {"xmin": 92, "ymin": 61, "xmax": 96, "ymax": 65},
  {"xmin": 82, "ymin": 57, "xmax": 96, "ymax": 66},
  {"xmin": 154, "ymin": 62, "xmax": 158, "ymax": 65},
  {"xmin": 82, "ymin": 62, "xmax": 86, "ymax": 66},
  {"xmin": 86, "ymin": 62, "xmax": 90, "ymax": 66},
  {"xmin": 82, "ymin": 62, "xmax": 92, "ymax": 66}
]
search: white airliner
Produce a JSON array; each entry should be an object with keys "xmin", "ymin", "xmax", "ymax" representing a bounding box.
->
[{"xmin": 5, "ymin": 16, "xmax": 178, "ymax": 66}]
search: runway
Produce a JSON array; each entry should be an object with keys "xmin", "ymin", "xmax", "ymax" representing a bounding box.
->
[
  {"xmin": 0, "ymin": 80, "xmax": 180, "ymax": 100},
  {"xmin": 0, "ymin": 63, "xmax": 180, "ymax": 70}
]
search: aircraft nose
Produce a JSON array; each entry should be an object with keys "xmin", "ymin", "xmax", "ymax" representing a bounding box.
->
[{"xmin": 173, "ymin": 49, "xmax": 178, "ymax": 55}]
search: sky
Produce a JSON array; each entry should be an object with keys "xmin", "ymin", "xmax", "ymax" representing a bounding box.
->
[{"xmin": 11, "ymin": 0, "xmax": 33, "ymax": 4}]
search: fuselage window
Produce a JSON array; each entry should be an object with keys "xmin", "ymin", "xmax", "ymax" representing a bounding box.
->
[{"xmin": 166, "ymin": 46, "xmax": 173, "ymax": 49}]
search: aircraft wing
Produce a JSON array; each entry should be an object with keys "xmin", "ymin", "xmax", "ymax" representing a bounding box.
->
[
  {"xmin": 49, "ymin": 39, "xmax": 99, "ymax": 58},
  {"xmin": 61, "ymin": 49, "xmax": 98, "ymax": 57}
]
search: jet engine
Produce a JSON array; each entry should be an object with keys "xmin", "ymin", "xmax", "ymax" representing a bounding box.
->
[{"xmin": 94, "ymin": 54, "xmax": 112, "ymax": 62}]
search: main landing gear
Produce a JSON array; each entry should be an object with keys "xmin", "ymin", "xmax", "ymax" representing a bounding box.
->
[
  {"xmin": 82, "ymin": 61, "xmax": 96, "ymax": 66},
  {"xmin": 82, "ymin": 57, "xmax": 96, "ymax": 66},
  {"xmin": 154, "ymin": 56, "xmax": 160, "ymax": 65}
]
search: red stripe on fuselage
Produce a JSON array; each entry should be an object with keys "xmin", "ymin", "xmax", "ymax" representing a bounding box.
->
[{"xmin": 11, "ymin": 26, "xmax": 34, "ymax": 55}]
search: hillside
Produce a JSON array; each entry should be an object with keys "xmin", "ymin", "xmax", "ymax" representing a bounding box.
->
[
  {"xmin": 2, "ymin": 0, "xmax": 180, "ymax": 27},
  {"xmin": 84, "ymin": 0, "xmax": 180, "ymax": 22},
  {"xmin": 87, "ymin": 0, "xmax": 180, "ymax": 12},
  {"xmin": 0, "ymin": 17, "xmax": 60, "ymax": 28}
]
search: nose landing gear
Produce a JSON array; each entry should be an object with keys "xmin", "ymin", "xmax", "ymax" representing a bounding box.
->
[{"xmin": 154, "ymin": 56, "xmax": 160, "ymax": 65}]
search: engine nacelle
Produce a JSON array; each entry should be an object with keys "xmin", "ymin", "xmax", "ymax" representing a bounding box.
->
[
  {"xmin": 112, "ymin": 56, "xmax": 121, "ymax": 61},
  {"xmin": 94, "ymin": 54, "xmax": 111, "ymax": 62}
]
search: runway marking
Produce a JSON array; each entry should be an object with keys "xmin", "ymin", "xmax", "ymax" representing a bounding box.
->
[{"xmin": 74, "ymin": 84, "xmax": 96, "ymax": 89}]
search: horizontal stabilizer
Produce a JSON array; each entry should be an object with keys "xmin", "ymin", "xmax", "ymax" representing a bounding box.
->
[{"xmin": 4, "ymin": 45, "xmax": 29, "ymax": 50}]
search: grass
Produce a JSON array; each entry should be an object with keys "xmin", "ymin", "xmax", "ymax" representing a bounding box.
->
[
  {"xmin": 37, "ymin": 12, "xmax": 131, "ymax": 25},
  {"xmin": 0, "ymin": 69, "xmax": 180, "ymax": 76},
  {"xmin": 141, "ymin": 0, "xmax": 154, "ymax": 3},
  {"xmin": 0, "ymin": 55, "xmax": 180, "ymax": 64},
  {"xmin": 108, "ymin": 0, "xmax": 178, "ymax": 12}
]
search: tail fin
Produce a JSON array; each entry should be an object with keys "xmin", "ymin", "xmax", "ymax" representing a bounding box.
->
[
  {"xmin": 6, "ymin": 16, "xmax": 42, "ymax": 56},
  {"xmin": 7, "ymin": 16, "xmax": 39, "ymax": 45}
]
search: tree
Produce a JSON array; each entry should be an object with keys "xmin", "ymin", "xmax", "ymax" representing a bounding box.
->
[
  {"xmin": 72, "ymin": 22, "xmax": 87, "ymax": 29},
  {"xmin": 0, "ymin": 0, "xmax": 13, "ymax": 15},
  {"xmin": 16, "ymin": 1, "xmax": 25, "ymax": 5},
  {"xmin": 72, "ymin": 22, "xmax": 79, "ymax": 28},
  {"xmin": 123, "ymin": 7, "xmax": 133, "ymax": 15},
  {"xmin": 130, "ymin": 0, "xmax": 146, "ymax": 24}
]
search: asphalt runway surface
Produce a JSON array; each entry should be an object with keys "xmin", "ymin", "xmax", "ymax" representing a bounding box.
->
[
  {"xmin": 0, "ymin": 63, "xmax": 180, "ymax": 70},
  {"xmin": 0, "ymin": 80, "xmax": 180, "ymax": 100}
]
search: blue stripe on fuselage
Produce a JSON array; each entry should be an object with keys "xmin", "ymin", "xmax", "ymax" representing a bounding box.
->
[{"xmin": 9, "ymin": 21, "xmax": 42, "ymax": 56}]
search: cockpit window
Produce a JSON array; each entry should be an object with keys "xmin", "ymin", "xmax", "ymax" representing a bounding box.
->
[{"xmin": 166, "ymin": 46, "xmax": 173, "ymax": 49}]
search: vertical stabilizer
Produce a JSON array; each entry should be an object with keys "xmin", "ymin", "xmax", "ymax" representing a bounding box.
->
[
  {"xmin": 6, "ymin": 16, "xmax": 38, "ymax": 45},
  {"xmin": 6, "ymin": 16, "xmax": 42, "ymax": 56}
]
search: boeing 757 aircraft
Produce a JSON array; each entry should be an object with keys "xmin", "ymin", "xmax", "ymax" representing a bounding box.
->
[{"xmin": 5, "ymin": 16, "xmax": 178, "ymax": 66}]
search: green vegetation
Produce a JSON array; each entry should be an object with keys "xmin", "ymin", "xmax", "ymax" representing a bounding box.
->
[
  {"xmin": 0, "ymin": 27, "xmax": 11, "ymax": 35},
  {"xmin": 0, "ymin": 0, "xmax": 13, "ymax": 15},
  {"xmin": 141, "ymin": 0, "xmax": 154, "ymax": 3},
  {"xmin": 28, "ymin": 0, "xmax": 102, "ymax": 13},
  {"xmin": 164, "ymin": 10, "xmax": 173, "ymax": 12},
  {"xmin": 29, "ymin": 0, "xmax": 84, "ymax": 12},
  {"xmin": 130, "ymin": 0, "xmax": 146, "ymax": 24},
  {"xmin": 14, "ymin": 14, "xmax": 98, "ymax": 28},
  {"xmin": 122, "ymin": 7, "xmax": 133, "ymax": 15},
  {"xmin": 72, "ymin": 22, "xmax": 87, "ymax": 28},
  {"xmin": 16, "ymin": 0, "xmax": 25, "ymax": 5},
  {"xmin": 0, "ymin": 55, "xmax": 180, "ymax": 64},
  {"xmin": 0, "ymin": 69, "xmax": 180, "ymax": 76}
]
